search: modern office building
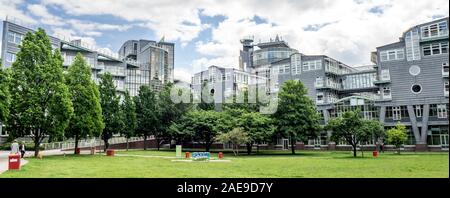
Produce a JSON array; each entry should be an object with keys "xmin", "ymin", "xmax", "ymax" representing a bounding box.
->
[
  {"xmin": 193, "ymin": 17, "xmax": 449, "ymax": 151},
  {"xmin": 0, "ymin": 19, "xmax": 174, "ymax": 142}
]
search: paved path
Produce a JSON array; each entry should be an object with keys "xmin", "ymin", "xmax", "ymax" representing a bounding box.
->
[
  {"xmin": 0, "ymin": 151, "xmax": 29, "ymax": 174},
  {"xmin": 0, "ymin": 149, "xmax": 74, "ymax": 174}
]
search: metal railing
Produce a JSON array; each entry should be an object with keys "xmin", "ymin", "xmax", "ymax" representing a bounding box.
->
[{"xmin": 41, "ymin": 136, "xmax": 147, "ymax": 150}]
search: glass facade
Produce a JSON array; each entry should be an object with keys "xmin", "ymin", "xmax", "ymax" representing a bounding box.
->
[
  {"xmin": 328, "ymin": 97, "xmax": 379, "ymax": 120},
  {"xmin": 342, "ymin": 73, "xmax": 376, "ymax": 90},
  {"xmin": 126, "ymin": 69, "xmax": 150, "ymax": 96},
  {"xmin": 253, "ymin": 47, "xmax": 296, "ymax": 66}
]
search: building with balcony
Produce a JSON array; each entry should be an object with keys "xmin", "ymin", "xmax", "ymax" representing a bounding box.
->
[
  {"xmin": 0, "ymin": 19, "xmax": 175, "ymax": 142},
  {"xmin": 192, "ymin": 17, "xmax": 449, "ymax": 151}
]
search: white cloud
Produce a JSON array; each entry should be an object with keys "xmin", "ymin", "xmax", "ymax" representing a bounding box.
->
[
  {"xmin": 174, "ymin": 68, "xmax": 194, "ymax": 83},
  {"xmin": 0, "ymin": 0, "xmax": 37, "ymax": 25},
  {"xmin": 2, "ymin": 0, "xmax": 449, "ymax": 80},
  {"xmin": 27, "ymin": 4, "xmax": 65, "ymax": 26}
]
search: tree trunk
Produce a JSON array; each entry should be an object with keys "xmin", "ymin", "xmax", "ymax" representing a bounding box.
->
[
  {"xmin": 291, "ymin": 139, "xmax": 296, "ymax": 155},
  {"xmin": 205, "ymin": 142, "xmax": 211, "ymax": 152},
  {"xmin": 34, "ymin": 136, "xmax": 40, "ymax": 158},
  {"xmin": 74, "ymin": 133, "xmax": 79, "ymax": 155},
  {"xmin": 126, "ymin": 138, "xmax": 129, "ymax": 151},
  {"xmin": 157, "ymin": 138, "xmax": 161, "ymax": 151},
  {"xmin": 143, "ymin": 135, "xmax": 147, "ymax": 150},
  {"xmin": 103, "ymin": 138, "xmax": 109, "ymax": 152},
  {"xmin": 353, "ymin": 145, "xmax": 357, "ymax": 157},
  {"xmin": 246, "ymin": 143, "xmax": 252, "ymax": 155}
]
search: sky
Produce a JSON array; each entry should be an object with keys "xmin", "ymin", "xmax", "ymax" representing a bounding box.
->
[{"xmin": 0, "ymin": 0, "xmax": 448, "ymax": 82}]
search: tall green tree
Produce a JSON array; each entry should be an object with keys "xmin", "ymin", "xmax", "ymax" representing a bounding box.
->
[
  {"xmin": 326, "ymin": 110, "xmax": 384, "ymax": 157},
  {"xmin": 273, "ymin": 80, "xmax": 321, "ymax": 154},
  {"xmin": 157, "ymin": 83, "xmax": 191, "ymax": 149},
  {"xmin": 0, "ymin": 62, "xmax": 11, "ymax": 125},
  {"xmin": 66, "ymin": 53, "xmax": 104, "ymax": 154},
  {"xmin": 238, "ymin": 112, "xmax": 274, "ymax": 154},
  {"xmin": 99, "ymin": 73, "xmax": 122, "ymax": 151},
  {"xmin": 8, "ymin": 29, "xmax": 74, "ymax": 157},
  {"xmin": 386, "ymin": 123, "xmax": 407, "ymax": 154},
  {"xmin": 177, "ymin": 110, "xmax": 232, "ymax": 152},
  {"xmin": 358, "ymin": 119, "xmax": 385, "ymax": 157},
  {"xmin": 134, "ymin": 85, "xmax": 158, "ymax": 150},
  {"xmin": 121, "ymin": 90, "xmax": 137, "ymax": 151}
]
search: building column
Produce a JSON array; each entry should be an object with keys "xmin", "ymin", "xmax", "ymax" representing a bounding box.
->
[
  {"xmin": 407, "ymin": 105, "xmax": 421, "ymax": 143},
  {"xmin": 323, "ymin": 109, "xmax": 335, "ymax": 150},
  {"xmin": 379, "ymin": 106, "xmax": 386, "ymax": 124},
  {"xmin": 416, "ymin": 104, "xmax": 430, "ymax": 151}
]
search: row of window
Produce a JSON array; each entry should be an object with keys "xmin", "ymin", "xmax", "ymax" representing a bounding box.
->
[
  {"xmin": 380, "ymin": 48, "xmax": 405, "ymax": 62},
  {"xmin": 303, "ymin": 60, "xmax": 322, "ymax": 71},
  {"xmin": 7, "ymin": 31, "xmax": 23, "ymax": 45},
  {"xmin": 386, "ymin": 104, "xmax": 448, "ymax": 120},
  {"xmin": 421, "ymin": 21, "xmax": 448, "ymax": 39},
  {"xmin": 423, "ymin": 42, "xmax": 448, "ymax": 56},
  {"xmin": 342, "ymin": 73, "xmax": 376, "ymax": 90}
]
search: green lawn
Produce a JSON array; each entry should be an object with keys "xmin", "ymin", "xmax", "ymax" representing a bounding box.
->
[{"xmin": 1, "ymin": 150, "xmax": 448, "ymax": 178}]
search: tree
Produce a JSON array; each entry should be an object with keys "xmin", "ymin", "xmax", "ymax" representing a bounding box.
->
[
  {"xmin": 7, "ymin": 29, "xmax": 74, "ymax": 157},
  {"xmin": 0, "ymin": 62, "xmax": 11, "ymax": 125},
  {"xmin": 358, "ymin": 119, "xmax": 385, "ymax": 157},
  {"xmin": 273, "ymin": 80, "xmax": 321, "ymax": 154},
  {"xmin": 99, "ymin": 73, "xmax": 122, "ymax": 151},
  {"xmin": 386, "ymin": 123, "xmax": 407, "ymax": 154},
  {"xmin": 134, "ymin": 85, "xmax": 158, "ymax": 150},
  {"xmin": 157, "ymin": 83, "xmax": 191, "ymax": 149},
  {"xmin": 238, "ymin": 112, "xmax": 274, "ymax": 154},
  {"xmin": 180, "ymin": 110, "xmax": 232, "ymax": 152},
  {"xmin": 326, "ymin": 110, "xmax": 383, "ymax": 157},
  {"xmin": 65, "ymin": 53, "xmax": 104, "ymax": 154},
  {"xmin": 216, "ymin": 128, "xmax": 249, "ymax": 156},
  {"xmin": 121, "ymin": 90, "xmax": 137, "ymax": 151}
]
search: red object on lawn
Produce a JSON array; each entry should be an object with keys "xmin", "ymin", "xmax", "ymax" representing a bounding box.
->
[
  {"xmin": 373, "ymin": 151, "xmax": 379, "ymax": 157},
  {"xmin": 75, "ymin": 148, "xmax": 81, "ymax": 155},
  {"xmin": 106, "ymin": 149, "xmax": 115, "ymax": 156},
  {"xmin": 185, "ymin": 152, "xmax": 190, "ymax": 158},
  {"xmin": 8, "ymin": 154, "xmax": 21, "ymax": 170},
  {"xmin": 218, "ymin": 152, "xmax": 223, "ymax": 159}
]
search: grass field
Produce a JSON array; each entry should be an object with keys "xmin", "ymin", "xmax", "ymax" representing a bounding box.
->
[{"xmin": 1, "ymin": 150, "xmax": 448, "ymax": 178}]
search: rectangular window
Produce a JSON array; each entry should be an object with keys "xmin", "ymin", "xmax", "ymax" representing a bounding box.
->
[
  {"xmin": 5, "ymin": 52, "xmax": 16, "ymax": 63},
  {"xmin": 302, "ymin": 62, "xmax": 310, "ymax": 71},
  {"xmin": 445, "ymin": 81, "xmax": 449, "ymax": 96},
  {"xmin": 316, "ymin": 93, "xmax": 324, "ymax": 103},
  {"xmin": 415, "ymin": 105, "xmax": 423, "ymax": 118},
  {"xmin": 381, "ymin": 69, "xmax": 390, "ymax": 81},
  {"xmin": 423, "ymin": 45, "xmax": 432, "ymax": 56},
  {"xmin": 7, "ymin": 31, "xmax": 23, "ymax": 45},
  {"xmin": 396, "ymin": 49, "xmax": 404, "ymax": 59},
  {"xmin": 388, "ymin": 51, "xmax": 396, "ymax": 60},
  {"xmin": 8, "ymin": 32, "xmax": 14, "ymax": 43},
  {"xmin": 379, "ymin": 48, "xmax": 404, "ymax": 62},
  {"xmin": 422, "ymin": 21, "xmax": 449, "ymax": 38},
  {"xmin": 392, "ymin": 106, "xmax": 401, "ymax": 120},
  {"xmin": 423, "ymin": 42, "xmax": 449, "ymax": 56},
  {"xmin": 380, "ymin": 51, "xmax": 388, "ymax": 62},
  {"xmin": 383, "ymin": 87, "xmax": 391, "ymax": 98},
  {"xmin": 437, "ymin": 104, "xmax": 448, "ymax": 118},
  {"xmin": 441, "ymin": 42, "xmax": 448, "ymax": 54},
  {"xmin": 443, "ymin": 62, "xmax": 449, "ymax": 75}
]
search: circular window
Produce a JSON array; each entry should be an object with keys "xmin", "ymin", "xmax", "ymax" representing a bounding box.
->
[
  {"xmin": 409, "ymin": 65, "xmax": 421, "ymax": 76},
  {"xmin": 411, "ymin": 84, "xmax": 422, "ymax": 94}
]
